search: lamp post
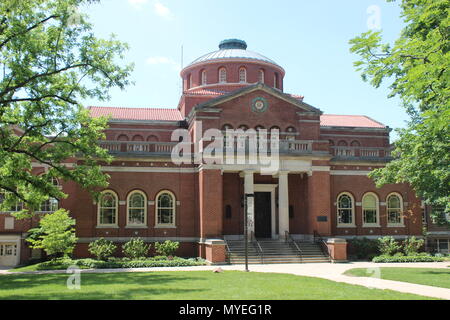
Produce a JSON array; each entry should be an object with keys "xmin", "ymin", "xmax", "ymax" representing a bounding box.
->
[{"xmin": 244, "ymin": 193, "xmax": 254, "ymax": 272}]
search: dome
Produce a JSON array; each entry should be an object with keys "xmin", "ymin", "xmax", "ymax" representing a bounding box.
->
[{"xmin": 187, "ymin": 39, "xmax": 282, "ymax": 68}]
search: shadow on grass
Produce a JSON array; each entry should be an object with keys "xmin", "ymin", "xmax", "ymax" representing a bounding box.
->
[{"xmin": 0, "ymin": 273, "xmax": 208, "ymax": 300}]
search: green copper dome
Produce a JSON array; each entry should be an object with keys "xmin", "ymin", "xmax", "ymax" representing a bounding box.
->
[{"xmin": 188, "ymin": 39, "xmax": 281, "ymax": 68}]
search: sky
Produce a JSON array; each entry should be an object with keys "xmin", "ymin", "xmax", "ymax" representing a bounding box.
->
[{"xmin": 81, "ymin": 0, "xmax": 407, "ymax": 139}]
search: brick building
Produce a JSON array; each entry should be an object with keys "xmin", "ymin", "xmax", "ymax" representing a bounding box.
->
[{"xmin": 1, "ymin": 39, "xmax": 442, "ymax": 266}]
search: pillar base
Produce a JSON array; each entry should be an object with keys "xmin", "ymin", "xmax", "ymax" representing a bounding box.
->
[
  {"xmin": 326, "ymin": 238, "xmax": 348, "ymax": 262},
  {"xmin": 200, "ymin": 239, "xmax": 227, "ymax": 265}
]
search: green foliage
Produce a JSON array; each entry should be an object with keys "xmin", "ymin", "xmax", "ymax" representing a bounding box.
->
[
  {"xmin": 122, "ymin": 238, "xmax": 150, "ymax": 259},
  {"xmin": 17, "ymin": 257, "xmax": 207, "ymax": 271},
  {"xmin": 372, "ymin": 254, "xmax": 444, "ymax": 263},
  {"xmin": 403, "ymin": 236, "xmax": 424, "ymax": 255},
  {"xmin": 154, "ymin": 240, "xmax": 180, "ymax": 257},
  {"xmin": 349, "ymin": 0, "xmax": 450, "ymax": 212},
  {"xmin": 0, "ymin": 0, "xmax": 133, "ymax": 215},
  {"xmin": 349, "ymin": 237, "xmax": 380, "ymax": 260},
  {"xmin": 377, "ymin": 236, "xmax": 402, "ymax": 256},
  {"xmin": 26, "ymin": 209, "xmax": 77, "ymax": 258},
  {"xmin": 88, "ymin": 238, "xmax": 116, "ymax": 261}
]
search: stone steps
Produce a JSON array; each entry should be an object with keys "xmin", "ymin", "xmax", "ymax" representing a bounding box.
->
[{"xmin": 226, "ymin": 239, "xmax": 331, "ymax": 264}]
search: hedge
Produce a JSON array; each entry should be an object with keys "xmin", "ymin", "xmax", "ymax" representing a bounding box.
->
[{"xmin": 372, "ymin": 255, "xmax": 445, "ymax": 263}]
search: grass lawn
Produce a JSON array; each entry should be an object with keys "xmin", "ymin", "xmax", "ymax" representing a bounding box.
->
[
  {"xmin": 0, "ymin": 271, "xmax": 437, "ymax": 300},
  {"xmin": 344, "ymin": 267, "xmax": 450, "ymax": 289}
]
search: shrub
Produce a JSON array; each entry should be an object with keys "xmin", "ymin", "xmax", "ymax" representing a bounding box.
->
[
  {"xmin": 349, "ymin": 237, "xmax": 379, "ymax": 260},
  {"xmin": 88, "ymin": 238, "xmax": 117, "ymax": 261},
  {"xmin": 377, "ymin": 236, "xmax": 401, "ymax": 256},
  {"xmin": 403, "ymin": 236, "xmax": 424, "ymax": 256},
  {"xmin": 122, "ymin": 238, "xmax": 151, "ymax": 259},
  {"xmin": 372, "ymin": 254, "xmax": 445, "ymax": 263},
  {"xmin": 154, "ymin": 240, "xmax": 180, "ymax": 257}
]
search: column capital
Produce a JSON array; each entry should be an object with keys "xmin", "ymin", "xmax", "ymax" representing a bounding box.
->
[
  {"xmin": 272, "ymin": 170, "xmax": 289, "ymax": 178},
  {"xmin": 239, "ymin": 169, "xmax": 256, "ymax": 178}
]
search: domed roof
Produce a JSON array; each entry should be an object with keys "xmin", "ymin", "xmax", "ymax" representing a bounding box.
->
[{"xmin": 187, "ymin": 39, "xmax": 282, "ymax": 68}]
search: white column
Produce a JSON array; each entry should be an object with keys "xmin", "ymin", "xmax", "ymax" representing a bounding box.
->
[
  {"xmin": 243, "ymin": 171, "xmax": 255, "ymax": 238},
  {"xmin": 278, "ymin": 171, "xmax": 289, "ymax": 239}
]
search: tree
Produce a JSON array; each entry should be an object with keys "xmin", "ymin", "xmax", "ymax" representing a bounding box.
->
[
  {"xmin": 26, "ymin": 209, "xmax": 78, "ymax": 258},
  {"xmin": 349, "ymin": 0, "xmax": 449, "ymax": 218},
  {"xmin": 0, "ymin": 0, "xmax": 133, "ymax": 215}
]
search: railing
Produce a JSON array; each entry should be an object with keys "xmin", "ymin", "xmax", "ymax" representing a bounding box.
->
[
  {"xmin": 250, "ymin": 231, "xmax": 264, "ymax": 264},
  {"xmin": 99, "ymin": 139, "xmax": 314, "ymax": 157},
  {"xmin": 331, "ymin": 146, "xmax": 392, "ymax": 160},
  {"xmin": 225, "ymin": 241, "xmax": 231, "ymax": 264},
  {"xmin": 284, "ymin": 231, "xmax": 302, "ymax": 262},
  {"xmin": 313, "ymin": 230, "xmax": 331, "ymax": 260}
]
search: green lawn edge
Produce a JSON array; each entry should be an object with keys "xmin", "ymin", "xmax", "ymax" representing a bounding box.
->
[{"xmin": 344, "ymin": 267, "xmax": 450, "ymax": 289}]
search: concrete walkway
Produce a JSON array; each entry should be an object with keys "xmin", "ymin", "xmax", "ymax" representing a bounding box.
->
[{"xmin": 1, "ymin": 262, "xmax": 449, "ymax": 299}]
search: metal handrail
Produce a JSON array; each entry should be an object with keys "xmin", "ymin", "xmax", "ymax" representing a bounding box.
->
[
  {"xmin": 250, "ymin": 231, "xmax": 264, "ymax": 264},
  {"xmin": 313, "ymin": 230, "xmax": 331, "ymax": 259},
  {"xmin": 285, "ymin": 231, "xmax": 302, "ymax": 262},
  {"xmin": 225, "ymin": 241, "xmax": 231, "ymax": 263}
]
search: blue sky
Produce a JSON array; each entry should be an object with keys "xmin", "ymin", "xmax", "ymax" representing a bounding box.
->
[{"xmin": 82, "ymin": 0, "xmax": 407, "ymax": 138}]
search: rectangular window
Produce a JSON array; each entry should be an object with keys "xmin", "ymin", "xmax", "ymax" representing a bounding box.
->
[
  {"xmin": 100, "ymin": 208, "xmax": 116, "ymax": 225},
  {"xmin": 388, "ymin": 209, "xmax": 401, "ymax": 224},
  {"xmin": 363, "ymin": 209, "xmax": 377, "ymax": 224},
  {"xmin": 338, "ymin": 209, "xmax": 352, "ymax": 224}
]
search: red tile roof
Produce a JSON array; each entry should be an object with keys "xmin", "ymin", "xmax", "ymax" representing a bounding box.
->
[
  {"xmin": 88, "ymin": 106, "xmax": 183, "ymax": 121},
  {"xmin": 320, "ymin": 114, "xmax": 386, "ymax": 128}
]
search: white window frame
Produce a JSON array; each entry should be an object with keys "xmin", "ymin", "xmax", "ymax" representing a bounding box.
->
[
  {"xmin": 386, "ymin": 192, "xmax": 405, "ymax": 227},
  {"xmin": 126, "ymin": 190, "xmax": 147, "ymax": 227},
  {"xmin": 362, "ymin": 192, "xmax": 380, "ymax": 227},
  {"xmin": 155, "ymin": 190, "xmax": 176, "ymax": 228},
  {"xmin": 337, "ymin": 192, "xmax": 356, "ymax": 227},
  {"xmin": 239, "ymin": 67, "xmax": 247, "ymax": 83},
  {"xmin": 258, "ymin": 69, "xmax": 264, "ymax": 83},
  {"xmin": 39, "ymin": 197, "xmax": 59, "ymax": 213},
  {"xmin": 97, "ymin": 190, "xmax": 119, "ymax": 227},
  {"xmin": 201, "ymin": 70, "xmax": 207, "ymax": 85},
  {"xmin": 219, "ymin": 68, "xmax": 227, "ymax": 83}
]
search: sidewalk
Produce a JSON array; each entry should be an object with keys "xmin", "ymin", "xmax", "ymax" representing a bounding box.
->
[{"xmin": 1, "ymin": 261, "xmax": 449, "ymax": 299}]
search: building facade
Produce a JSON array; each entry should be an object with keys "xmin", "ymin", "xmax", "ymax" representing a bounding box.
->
[{"xmin": 1, "ymin": 39, "xmax": 445, "ymax": 266}]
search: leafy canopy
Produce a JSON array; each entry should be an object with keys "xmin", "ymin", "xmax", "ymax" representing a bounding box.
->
[
  {"xmin": 349, "ymin": 0, "xmax": 449, "ymax": 216},
  {"xmin": 0, "ymin": 0, "xmax": 133, "ymax": 215}
]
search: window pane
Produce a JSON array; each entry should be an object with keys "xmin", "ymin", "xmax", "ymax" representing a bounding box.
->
[
  {"xmin": 364, "ymin": 209, "xmax": 377, "ymax": 224},
  {"xmin": 129, "ymin": 208, "xmax": 145, "ymax": 224},
  {"xmin": 158, "ymin": 194, "xmax": 173, "ymax": 208},
  {"xmin": 339, "ymin": 195, "xmax": 352, "ymax": 209},
  {"xmin": 158, "ymin": 208, "xmax": 173, "ymax": 224},
  {"xmin": 338, "ymin": 209, "xmax": 352, "ymax": 224},
  {"xmin": 388, "ymin": 195, "xmax": 400, "ymax": 208},
  {"xmin": 101, "ymin": 193, "xmax": 116, "ymax": 207},
  {"xmin": 388, "ymin": 209, "xmax": 401, "ymax": 223},
  {"xmin": 363, "ymin": 195, "xmax": 376, "ymax": 208},
  {"xmin": 129, "ymin": 193, "xmax": 144, "ymax": 207},
  {"xmin": 100, "ymin": 208, "xmax": 116, "ymax": 224}
]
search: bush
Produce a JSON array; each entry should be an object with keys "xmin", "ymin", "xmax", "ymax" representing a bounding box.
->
[
  {"xmin": 155, "ymin": 240, "xmax": 179, "ymax": 257},
  {"xmin": 377, "ymin": 236, "xmax": 402, "ymax": 256},
  {"xmin": 403, "ymin": 236, "xmax": 424, "ymax": 256},
  {"xmin": 122, "ymin": 238, "xmax": 151, "ymax": 259},
  {"xmin": 88, "ymin": 238, "xmax": 117, "ymax": 261},
  {"xmin": 372, "ymin": 254, "xmax": 445, "ymax": 263},
  {"xmin": 349, "ymin": 237, "xmax": 379, "ymax": 260}
]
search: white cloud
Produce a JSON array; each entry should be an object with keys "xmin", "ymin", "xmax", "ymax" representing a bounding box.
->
[
  {"xmin": 146, "ymin": 56, "xmax": 180, "ymax": 72},
  {"xmin": 154, "ymin": 1, "xmax": 173, "ymax": 20}
]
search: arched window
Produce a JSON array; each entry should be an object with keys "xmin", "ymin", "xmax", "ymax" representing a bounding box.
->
[
  {"xmin": 127, "ymin": 191, "xmax": 147, "ymax": 226},
  {"xmin": 98, "ymin": 190, "xmax": 118, "ymax": 226},
  {"xmin": 225, "ymin": 205, "xmax": 232, "ymax": 219},
  {"xmin": 350, "ymin": 140, "xmax": 361, "ymax": 147},
  {"xmin": 117, "ymin": 134, "xmax": 129, "ymax": 141},
  {"xmin": 387, "ymin": 193, "xmax": 404, "ymax": 226},
  {"xmin": 0, "ymin": 190, "xmax": 23, "ymax": 212},
  {"xmin": 274, "ymin": 72, "xmax": 279, "ymax": 89},
  {"xmin": 186, "ymin": 74, "xmax": 192, "ymax": 89},
  {"xmin": 239, "ymin": 67, "xmax": 247, "ymax": 83},
  {"xmin": 338, "ymin": 140, "xmax": 348, "ymax": 146},
  {"xmin": 258, "ymin": 69, "xmax": 265, "ymax": 83},
  {"xmin": 219, "ymin": 67, "xmax": 227, "ymax": 83},
  {"xmin": 337, "ymin": 193, "xmax": 355, "ymax": 226},
  {"xmin": 201, "ymin": 70, "xmax": 207, "ymax": 85},
  {"xmin": 156, "ymin": 191, "xmax": 176, "ymax": 226},
  {"xmin": 362, "ymin": 193, "xmax": 379, "ymax": 226}
]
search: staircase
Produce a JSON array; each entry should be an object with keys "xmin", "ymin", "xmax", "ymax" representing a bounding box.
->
[{"xmin": 226, "ymin": 239, "xmax": 331, "ymax": 264}]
